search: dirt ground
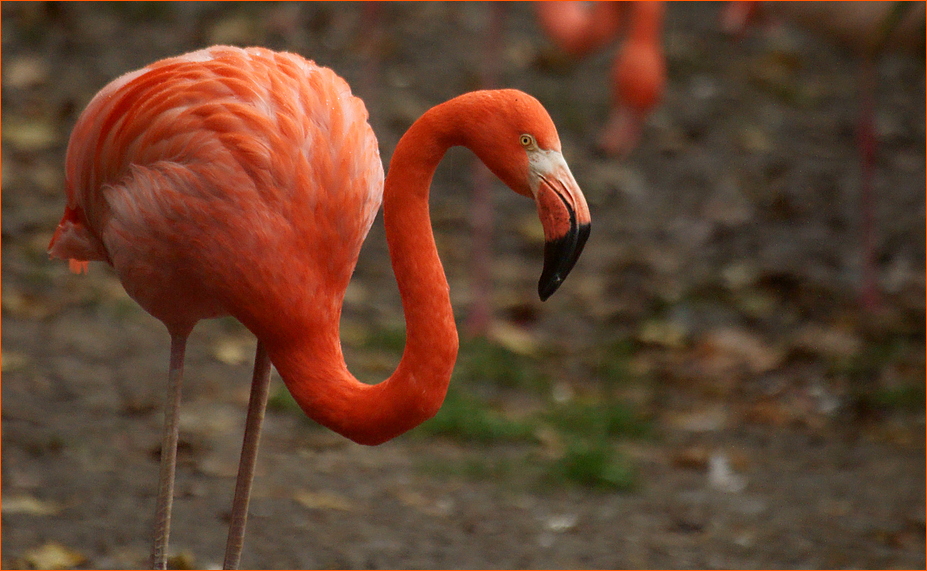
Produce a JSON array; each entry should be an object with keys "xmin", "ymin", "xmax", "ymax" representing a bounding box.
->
[{"xmin": 2, "ymin": 2, "xmax": 925, "ymax": 569}]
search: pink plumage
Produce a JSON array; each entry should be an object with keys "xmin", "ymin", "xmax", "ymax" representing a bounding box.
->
[{"xmin": 50, "ymin": 45, "xmax": 590, "ymax": 568}]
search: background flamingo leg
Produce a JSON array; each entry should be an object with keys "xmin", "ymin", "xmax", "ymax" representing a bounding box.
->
[{"xmin": 465, "ymin": 2, "xmax": 507, "ymax": 337}]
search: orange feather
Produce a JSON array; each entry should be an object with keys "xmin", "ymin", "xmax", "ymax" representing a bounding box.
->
[{"xmin": 49, "ymin": 45, "xmax": 591, "ymax": 566}]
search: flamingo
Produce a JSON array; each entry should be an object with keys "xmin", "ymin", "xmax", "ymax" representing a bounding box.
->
[
  {"xmin": 536, "ymin": 1, "xmax": 667, "ymax": 155},
  {"xmin": 535, "ymin": 0, "xmax": 623, "ymax": 58},
  {"xmin": 48, "ymin": 46, "xmax": 590, "ymax": 569}
]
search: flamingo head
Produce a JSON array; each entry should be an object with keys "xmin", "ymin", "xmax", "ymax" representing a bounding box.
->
[{"xmin": 453, "ymin": 90, "xmax": 591, "ymax": 300}]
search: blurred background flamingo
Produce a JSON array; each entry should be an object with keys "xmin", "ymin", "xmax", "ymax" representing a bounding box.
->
[{"xmin": 536, "ymin": 1, "xmax": 667, "ymax": 156}]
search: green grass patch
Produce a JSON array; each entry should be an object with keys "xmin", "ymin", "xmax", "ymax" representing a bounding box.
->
[
  {"xmin": 361, "ymin": 326, "xmax": 407, "ymax": 354},
  {"xmin": 411, "ymin": 331, "xmax": 649, "ymax": 491},
  {"xmin": 267, "ymin": 383, "xmax": 301, "ymax": 413},
  {"xmin": 418, "ymin": 387, "xmax": 536, "ymax": 444},
  {"xmin": 543, "ymin": 399, "xmax": 651, "ymax": 440},
  {"xmin": 593, "ymin": 338, "xmax": 639, "ymax": 386},
  {"xmin": 455, "ymin": 336, "xmax": 550, "ymax": 393},
  {"xmin": 547, "ymin": 440, "xmax": 637, "ymax": 491},
  {"xmin": 871, "ymin": 385, "xmax": 925, "ymax": 411},
  {"xmin": 274, "ymin": 324, "xmax": 650, "ymax": 492},
  {"xmin": 834, "ymin": 333, "xmax": 926, "ymax": 413}
]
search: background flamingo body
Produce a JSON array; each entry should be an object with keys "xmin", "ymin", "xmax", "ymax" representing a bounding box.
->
[
  {"xmin": 535, "ymin": 1, "xmax": 622, "ymax": 58},
  {"xmin": 602, "ymin": 1, "xmax": 667, "ymax": 155},
  {"xmin": 536, "ymin": 1, "xmax": 666, "ymax": 155}
]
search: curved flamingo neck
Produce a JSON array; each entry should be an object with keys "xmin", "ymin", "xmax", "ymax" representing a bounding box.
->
[{"xmin": 265, "ymin": 98, "xmax": 472, "ymax": 446}]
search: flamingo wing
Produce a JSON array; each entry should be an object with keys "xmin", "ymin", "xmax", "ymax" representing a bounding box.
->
[{"xmin": 50, "ymin": 46, "xmax": 384, "ymax": 332}]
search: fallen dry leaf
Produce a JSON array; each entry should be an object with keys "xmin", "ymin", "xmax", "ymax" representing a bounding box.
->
[
  {"xmin": 699, "ymin": 326, "xmax": 785, "ymax": 375},
  {"xmin": 3, "ymin": 116, "xmax": 59, "ymax": 151},
  {"xmin": 4, "ymin": 55, "xmax": 50, "ymax": 88},
  {"xmin": 792, "ymin": 323, "xmax": 862, "ymax": 360},
  {"xmin": 707, "ymin": 452, "xmax": 747, "ymax": 493},
  {"xmin": 180, "ymin": 403, "xmax": 242, "ymax": 436},
  {"xmin": 2, "ymin": 288, "xmax": 55, "ymax": 320},
  {"xmin": 21, "ymin": 542, "xmax": 87, "ymax": 569},
  {"xmin": 167, "ymin": 550, "xmax": 197, "ymax": 570},
  {"xmin": 196, "ymin": 447, "xmax": 241, "ymax": 479},
  {"xmin": 516, "ymin": 213, "xmax": 545, "ymax": 243},
  {"xmin": 343, "ymin": 280, "xmax": 369, "ymax": 306},
  {"xmin": 207, "ymin": 15, "xmax": 258, "ymax": 45},
  {"xmin": 671, "ymin": 445, "xmax": 710, "ymax": 470},
  {"xmin": 664, "ymin": 406, "xmax": 729, "ymax": 432},
  {"xmin": 2, "ymin": 351, "xmax": 29, "ymax": 372},
  {"xmin": 742, "ymin": 399, "xmax": 792, "ymax": 426},
  {"xmin": 395, "ymin": 489, "xmax": 454, "ymax": 517},
  {"xmin": 488, "ymin": 321, "xmax": 539, "ymax": 356},
  {"xmin": 637, "ymin": 319, "xmax": 688, "ymax": 349},
  {"xmin": 737, "ymin": 125, "xmax": 772, "ymax": 153},
  {"xmin": 721, "ymin": 262, "xmax": 760, "ymax": 291},
  {"xmin": 211, "ymin": 336, "xmax": 253, "ymax": 366},
  {"xmin": 3, "ymin": 494, "xmax": 62, "ymax": 516},
  {"xmin": 543, "ymin": 513, "xmax": 579, "ymax": 532},
  {"xmin": 294, "ymin": 490, "xmax": 356, "ymax": 511}
]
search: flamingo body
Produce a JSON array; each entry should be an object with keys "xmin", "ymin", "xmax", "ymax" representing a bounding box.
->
[{"xmin": 50, "ymin": 46, "xmax": 383, "ymax": 339}]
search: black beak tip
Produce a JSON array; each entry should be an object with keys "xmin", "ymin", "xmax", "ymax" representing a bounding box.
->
[
  {"xmin": 537, "ymin": 222, "xmax": 590, "ymax": 301},
  {"xmin": 538, "ymin": 274, "xmax": 563, "ymax": 302}
]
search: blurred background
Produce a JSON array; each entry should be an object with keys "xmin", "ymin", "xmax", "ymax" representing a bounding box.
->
[{"xmin": 2, "ymin": 2, "xmax": 924, "ymax": 568}]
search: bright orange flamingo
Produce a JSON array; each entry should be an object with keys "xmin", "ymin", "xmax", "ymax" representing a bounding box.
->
[
  {"xmin": 536, "ymin": 1, "xmax": 667, "ymax": 155},
  {"xmin": 48, "ymin": 46, "xmax": 590, "ymax": 569}
]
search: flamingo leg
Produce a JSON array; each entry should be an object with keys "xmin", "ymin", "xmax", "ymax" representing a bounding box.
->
[
  {"xmin": 223, "ymin": 341, "xmax": 272, "ymax": 570},
  {"xmin": 151, "ymin": 334, "xmax": 188, "ymax": 569},
  {"xmin": 465, "ymin": 161, "xmax": 495, "ymax": 336},
  {"xmin": 464, "ymin": 2, "xmax": 507, "ymax": 337}
]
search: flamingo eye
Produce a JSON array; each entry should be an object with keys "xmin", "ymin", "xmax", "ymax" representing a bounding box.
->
[{"xmin": 520, "ymin": 134, "xmax": 536, "ymax": 148}]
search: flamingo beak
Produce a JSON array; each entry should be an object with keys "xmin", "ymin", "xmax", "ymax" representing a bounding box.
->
[{"xmin": 532, "ymin": 153, "xmax": 591, "ymax": 301}]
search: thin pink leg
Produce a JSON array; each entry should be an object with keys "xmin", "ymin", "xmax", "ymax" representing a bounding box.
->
[
  {"xmin": 465, "ymin": 2, "xmax": 507, "ymax": 337},
  {"xmin": 466, "ymin": 161, "xmax": 495, "ymax": 336},
  {"xmin": 151, "ymin": 334, "xmax": 188, "ymax": 569},
  {"xmin": 222, "ymin": 341, "xmax": 272, "ymax": 570}
]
